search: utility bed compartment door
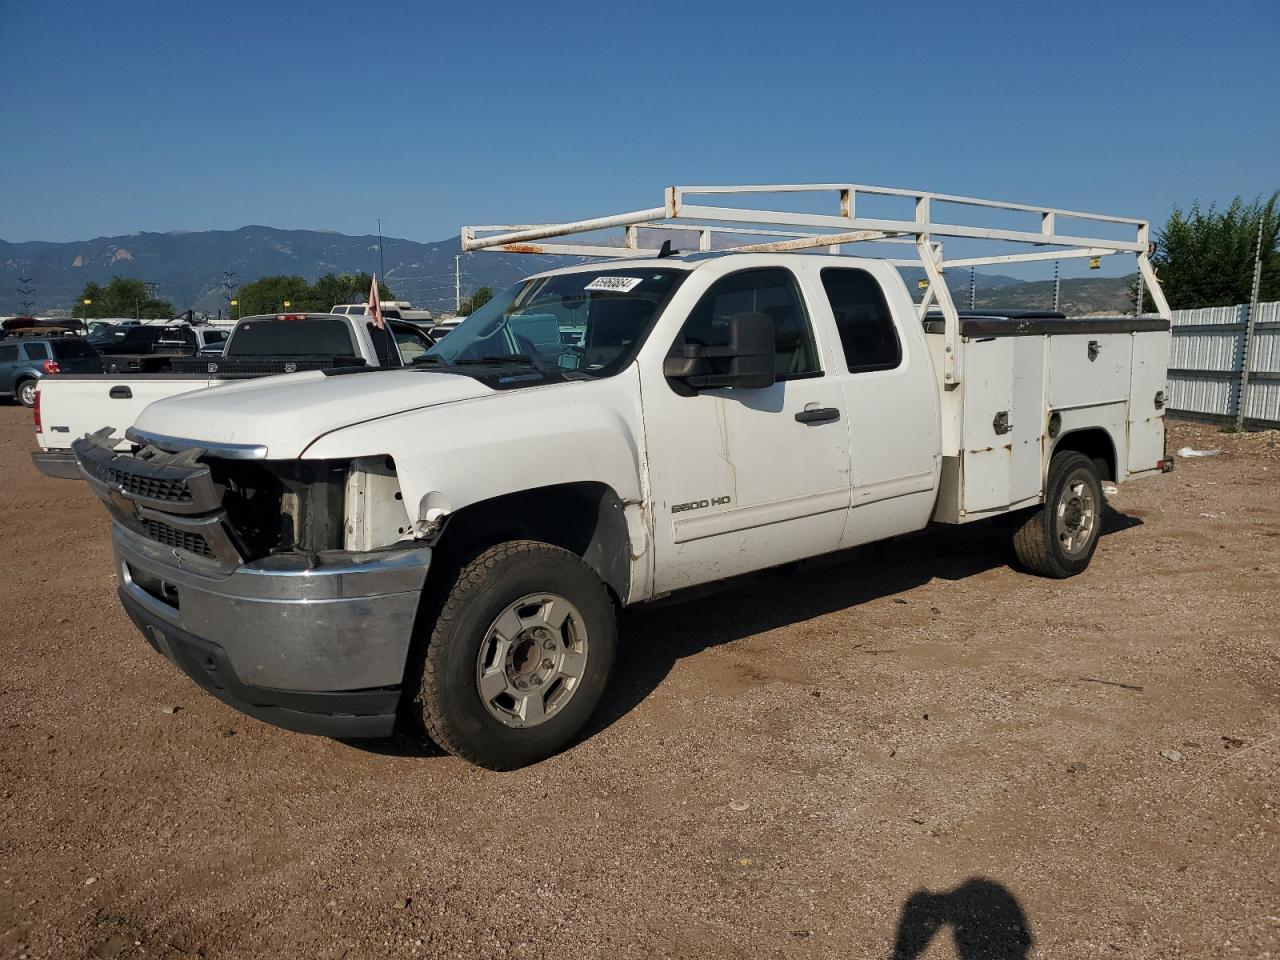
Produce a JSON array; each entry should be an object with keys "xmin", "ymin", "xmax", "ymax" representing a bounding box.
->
[
  {"xmin": 1127, "ymin": 330, "xmax": 1171, "ymax": 473},
  {"xmin": 961, "ymin": 338, "xmax": 1045, "ymax": 515},
  {"xmin": 1048, "ymin": 334, "xmax": 1132, "ymax": 409}
]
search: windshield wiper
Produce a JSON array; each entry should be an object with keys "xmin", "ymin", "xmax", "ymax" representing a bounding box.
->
[
  {"xmin": 410, "ymin": 354, "xmax": 447, "ymax": 365},
  {"xmin": 454, "ymin": 354, "xmax": 536, "ymax": 366}
]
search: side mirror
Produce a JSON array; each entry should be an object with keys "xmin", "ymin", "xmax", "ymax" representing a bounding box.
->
[{"xmin": 663, "ymin": 312, "xmax": 776, "ymax": 390}]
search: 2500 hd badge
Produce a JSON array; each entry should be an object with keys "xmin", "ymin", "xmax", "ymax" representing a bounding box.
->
[{"xmin": 671, "ymin": 496, "xmax": 732, "ymax": 514}]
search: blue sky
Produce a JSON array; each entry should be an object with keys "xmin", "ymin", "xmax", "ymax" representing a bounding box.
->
[{"xmin": 2, "ymin": 0, "xmax": 1277, "ymax": 278}]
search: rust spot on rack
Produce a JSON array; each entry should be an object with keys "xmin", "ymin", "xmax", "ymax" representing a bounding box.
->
[{"xmin": 500, "ymin": 243, "xmax": 544, "ymax": 254}]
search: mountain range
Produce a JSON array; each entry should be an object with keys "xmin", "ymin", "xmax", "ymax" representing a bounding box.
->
[{"xmin": 0, "ymin": 226, "xmax": 1137, "ymax": 317}]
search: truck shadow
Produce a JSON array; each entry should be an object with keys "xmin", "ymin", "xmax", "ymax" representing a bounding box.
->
[
  {"xmin": 584, "ymin": 507, "xmax": 1141, "ymax": 741},
  {"xmin": 889, "ymin": 877, "xmax": 1033, "ymax": 959}
]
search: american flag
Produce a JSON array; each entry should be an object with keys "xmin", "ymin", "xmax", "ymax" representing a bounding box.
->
[{"xmin": 367, "ymin": 274, "xmax": 384, "ymax": 329}]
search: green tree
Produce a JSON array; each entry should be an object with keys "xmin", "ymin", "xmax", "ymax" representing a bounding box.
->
[
  {"xmin": 1150, "ymin": 193, "xmax": 1279, "ymax": 309},
  {"xmin": 237, "ymin": 273, "xmax": 395, "ymax": 316},
  {"xmin": 459, "ymin": 286, "xmax": 493, "ymax": 316},
  {"xmin": 75, "ymin": 277, "xmax": 173, "ymax": 319},
  {"xmin": 236, "ymin": 275, "xmax": 314, "ymax": 315}
]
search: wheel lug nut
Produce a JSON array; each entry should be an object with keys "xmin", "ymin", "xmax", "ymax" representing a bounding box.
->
[
  {"xmin": 541, "ymin": 658, "xmax": 554, "ymax": 669},
  {"xmin": 542, "ymin": 639, "xmax": 555, "ymax": 650},
  {"xmin": 531, "ymin": 676, "xmax": 543, "ymax": 686},
  {"xmin": 514, "ymin": 679, "xmax": 527, "ymax": 689}
]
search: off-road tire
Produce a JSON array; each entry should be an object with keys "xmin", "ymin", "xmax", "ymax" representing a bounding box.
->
[
  {"xmin": 16, "ymin": 379, "xmax": 37, "ymax": 408},
  {"xmin": 1012, "ymin": 451, "xmax": 1104, "ymax": 578},
  {"xmin": 416, "ymin": 540, "xmax": 617, "ymax": 770}
]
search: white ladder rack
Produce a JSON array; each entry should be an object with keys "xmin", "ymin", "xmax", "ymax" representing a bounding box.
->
[{"xmin": 461, "ymin": 182, "xmax": 1171, "ymax": 385}]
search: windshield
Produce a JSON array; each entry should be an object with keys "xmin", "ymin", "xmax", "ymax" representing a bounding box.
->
[
  {"xmin": 226, "ymin": 318, "xmax": 358, "ymax": 357},
  {"xmin": 424, "ymin": 268, "xmax": 685, "ymax": 377}
]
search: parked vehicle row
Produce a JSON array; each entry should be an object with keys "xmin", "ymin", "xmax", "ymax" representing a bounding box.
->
[{"xmin": 31, "ymin": 312, "xmax": 434, "ymax": 476}]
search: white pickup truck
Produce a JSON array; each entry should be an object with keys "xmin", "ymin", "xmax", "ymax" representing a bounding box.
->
[
  {"xmin": 71, "ymin": 182, "xmax": 1174, "ymax": 770},
  {"xmin": 32, "ymin": 312, "xmax": 434, "ymax": 477}
]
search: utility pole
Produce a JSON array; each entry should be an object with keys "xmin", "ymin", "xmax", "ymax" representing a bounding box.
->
[
  {"xmin": 1236, "ymin": 218, "xmax": 1267, "ymax": 431},
  {"xmin": 377, "ymin": 219, "xmax": 386, "ymax": 281},
  {"xmin": 455, "ymin": 255, "xmax": 461, "ymax": 313},
  {"xmin": 221, "ymin": 268, "xmax": 237, "ymax": 321},
  {"xmin": 1052, "ymin": 260, "xmax": 1061, "ymax": 312},
  {"xmin": 16, "ymin": 262, "xmax": 35, "ymax": 315},
  {"xmin": 968, "ymin": 267, "xmax": 976, "ymax": 310}
]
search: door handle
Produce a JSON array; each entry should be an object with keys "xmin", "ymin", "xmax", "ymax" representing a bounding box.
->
[
  {"xmin": 795, "ymin": 407, "xmax": 840, "ymax": 425},
  {"xmin": 109, "ymin": 386, "xmax": 133, "ymax": 399}
]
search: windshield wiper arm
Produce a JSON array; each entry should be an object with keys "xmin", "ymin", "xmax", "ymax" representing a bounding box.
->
[
  {"xmin": 410, "ymin": 354, "xmax": 447, "ymax": 365},
  {"xmin": 454, "ymin": 354, "xmax": 536, "ymax": 366}
]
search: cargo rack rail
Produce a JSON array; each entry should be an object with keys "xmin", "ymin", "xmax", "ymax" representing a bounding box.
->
[{"xmin": 461, "ymin": 182, "xmax": 1172, "ymax": 385}]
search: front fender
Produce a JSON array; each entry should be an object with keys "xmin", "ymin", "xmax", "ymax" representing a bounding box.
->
[{"xmin": 300, "ymin": 370, "xmax": 648, "ymax": 529}]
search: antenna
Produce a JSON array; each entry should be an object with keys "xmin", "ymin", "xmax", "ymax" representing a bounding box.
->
[
  {"xmin": 377, "ymin": 218, "xmax": 386, "ymax": 279},
  {"xmin": 657, "ymin": 239, "xmax": 677, "ymax": 258}
]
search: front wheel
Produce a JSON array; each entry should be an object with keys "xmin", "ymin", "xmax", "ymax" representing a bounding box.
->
[
  {"xmin": 1012, "ymin": 451, "xmax": 1104, "ymax": 578},
  {"xmin": 415, "ymin": 540, "xmax": 617, "ymax": 770},
  {"xmin": 17, "ymin": 379, "xmax": 37, "ymax": 408}
]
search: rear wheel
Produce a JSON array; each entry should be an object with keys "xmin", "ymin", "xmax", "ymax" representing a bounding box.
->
[
  {"xmin": 1012, "ymin": 451, "xmax": 1103, "ymax": 578},
  {"xmin": 16, "ymin": 379, "xmax": 37, "ymax": 408},
  {"xmin": 415, "ymin": 540, "xmax": 617, "ymax": 770}
]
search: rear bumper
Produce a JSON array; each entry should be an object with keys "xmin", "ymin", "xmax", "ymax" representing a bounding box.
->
[
  {"xmin": 113, "ymin": 522, "xmax": 432, "ymax": 738},
  {"xmin": 31, "ymin": 450, "xmax": 82, "ymax": 479}
]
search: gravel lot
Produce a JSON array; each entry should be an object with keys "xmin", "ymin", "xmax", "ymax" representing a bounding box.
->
[{"xmin": 1, "ymin": 406, "xmax": 1277, "ymax": 960}]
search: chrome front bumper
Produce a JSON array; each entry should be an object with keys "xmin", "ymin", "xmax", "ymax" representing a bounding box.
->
[{"xmin": 113, "ymin": 521, "xmax": 432, "ymax": 737}]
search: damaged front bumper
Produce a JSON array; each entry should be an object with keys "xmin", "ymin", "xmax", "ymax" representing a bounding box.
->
[{"xmin": 76, "ymin": 429, "xmax": 432, "ymax": 738}]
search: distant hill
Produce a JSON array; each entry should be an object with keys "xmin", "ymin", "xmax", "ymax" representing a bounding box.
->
[
  {"xmin": 0, "ymin": 226, "xmax": 1139, "ymax": 316},
  {"xmin": 0, "ymin": 227, "xmax": 556, "ymax": 316}
]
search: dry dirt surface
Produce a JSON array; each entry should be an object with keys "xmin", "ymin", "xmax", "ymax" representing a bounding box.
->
[{"xmin": 1, "ymin": 406, "xmax": 1277, "ymax": 960}]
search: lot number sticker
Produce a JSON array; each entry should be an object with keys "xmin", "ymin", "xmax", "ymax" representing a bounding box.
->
[{"xmin": 584, "ymin": 276, "xmax": 643, "ymax": 293}]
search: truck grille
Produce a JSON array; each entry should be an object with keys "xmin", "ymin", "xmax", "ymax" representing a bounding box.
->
[
  {"xmin": 85, "ymin": 461, "xmax": 193, "ymax": 503},
  {"xmin": 139, "ymin": 517, "xmax": 215, "ymax": 558}
]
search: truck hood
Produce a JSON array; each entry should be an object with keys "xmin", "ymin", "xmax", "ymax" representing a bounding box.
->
[{"xmin": 130, "ymin": 369, "xmax": 494, "ymax": 458}]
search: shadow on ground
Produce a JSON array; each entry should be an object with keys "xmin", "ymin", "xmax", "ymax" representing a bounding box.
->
[
  {"xmin": 354, "ymin": 508, "xmax": 1139, "ymax": 760},
  {"xmin": 584, "ymin": 507, "xmax": 1140, "ymax": 741},
  {"xmin": 890, "ymin": 877, "xmax": 1033, "ymax": 959}
]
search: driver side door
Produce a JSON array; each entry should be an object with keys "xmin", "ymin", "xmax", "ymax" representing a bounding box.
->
[{"xmin": 642, "ymin": 266, "xmax": 852, "ymax": 594}]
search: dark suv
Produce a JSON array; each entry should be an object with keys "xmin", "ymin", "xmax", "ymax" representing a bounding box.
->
[{"xmin": 0, "ymin": 336, "xmax": 103, "ymax": 407}]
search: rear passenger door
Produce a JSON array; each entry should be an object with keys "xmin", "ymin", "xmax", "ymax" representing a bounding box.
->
[{"xmin": 811, "ymin": 266, "xmax": 940, "ymax": 547}]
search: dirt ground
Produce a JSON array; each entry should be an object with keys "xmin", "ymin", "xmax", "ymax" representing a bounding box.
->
[{"xmin": 0, "ymin": 406, "xmax": 1276, "ymax": 960}]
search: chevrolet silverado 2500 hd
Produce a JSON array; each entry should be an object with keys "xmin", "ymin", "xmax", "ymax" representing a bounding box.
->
[
  {"xmin": 72, "ymin": 183, "xmax": 1174, "ymax": 770},
  {"xmin": 32, "ymin": 312, "xmax": 434, "ymax": 476}
]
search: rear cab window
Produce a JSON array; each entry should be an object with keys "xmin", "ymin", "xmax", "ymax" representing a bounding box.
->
[
  {"xmin": 226, "ymin": 318, "xmax": 360, "ymax": 358},
  {"xmin": 819, "ymin": 268, "xmax": 902, "ymax": 372}
]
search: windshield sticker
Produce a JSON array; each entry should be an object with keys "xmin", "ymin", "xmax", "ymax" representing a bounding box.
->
[{"xmin": 584, "ymin": 276, "xmax": 643, "ymax": 293}]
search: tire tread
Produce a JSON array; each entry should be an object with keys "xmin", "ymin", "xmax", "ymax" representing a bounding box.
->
[
  {"xmin": 1012, "ymin": 451, "xmax": 1100, "ymax": 579},
  {"xmin": 417, "ymin": 539, "xmax": 614, "ymax": 769}
]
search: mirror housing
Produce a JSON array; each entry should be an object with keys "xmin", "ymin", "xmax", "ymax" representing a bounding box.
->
[{"xmin": 663, "ymin": 312, "xmax": 776, "ymax": 390}]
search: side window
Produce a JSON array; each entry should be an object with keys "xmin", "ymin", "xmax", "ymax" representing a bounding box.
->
[
  {"xmin": 820, "ymin": 268, "xmax": 902, "ymax": 373},
  {"xmin": 676, "ymin": 268, "xmax": 820, "ymax": 380},
  {"xmin": 367, "ymin": 323, "xmax": 403, "ymax": 367},
  {"xmin": 391, "ymin": 325, "xmax": 430, "ymax": 363},
  {"xmin": 0, "ymin": 346, "xmax": 19, "ymax": 363},
  {"xmin": 22, "ymin": 342, "xmax": 50, "ymax": 361}
]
